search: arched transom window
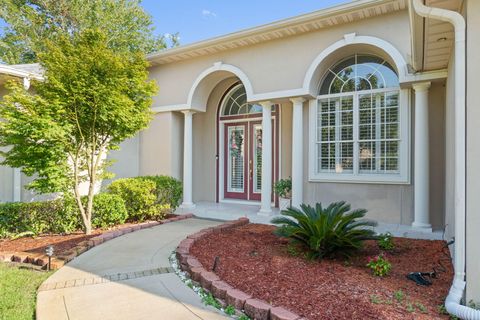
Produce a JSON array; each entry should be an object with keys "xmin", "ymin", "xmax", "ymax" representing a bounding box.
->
[
  {"xmin": 221, "ymin": 83, "xmax": 263, "ymax": 116},
  {"xmin": 311, "ymin": 54, "xmax": 409, "ymax": 183}
]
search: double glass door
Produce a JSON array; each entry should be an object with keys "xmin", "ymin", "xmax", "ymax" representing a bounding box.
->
[{"xmin": 224, "ymin": 120, "xmax": 273, "ymax": 201}]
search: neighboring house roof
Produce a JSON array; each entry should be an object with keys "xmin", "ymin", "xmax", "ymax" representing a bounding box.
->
[
  {"xmin": 147, "ymin": 0, "xmax": 408, "ymax": 66},
  {"xmin": 0, "ymin": 63, "xmax": 43, "ymax": 80}
]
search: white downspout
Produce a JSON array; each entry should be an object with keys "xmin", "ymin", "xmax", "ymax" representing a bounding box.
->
[{"xmin": 411, "ymin": 1, "xmax": 479, "ymax": 319}]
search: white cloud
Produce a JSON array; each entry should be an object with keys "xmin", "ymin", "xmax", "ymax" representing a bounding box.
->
[{"xmin": 202, "ymin": 9, "xmax": 217, "ymax": 18}]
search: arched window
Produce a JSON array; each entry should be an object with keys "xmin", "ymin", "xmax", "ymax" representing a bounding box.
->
[
  {"xmin": 319, "ymin": 55, "xmax": 399, "ymax": 95},
  {"xmin": 221, "ymin": 83, "xmax": 263, "ymax": 116},
  {"xmin": 311, "ymin": 54, "xmax": 409, "ymax": 183}
]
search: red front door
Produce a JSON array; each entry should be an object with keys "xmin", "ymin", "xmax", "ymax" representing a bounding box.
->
[{"xmin": 223, "ymin": 120, "xmax": 275, "ymax": 201}]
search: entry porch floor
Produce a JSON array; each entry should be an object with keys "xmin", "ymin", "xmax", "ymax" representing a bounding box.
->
[{"xmin": 176, "ymin": 201, "xmax": 443, "ymax": 240}]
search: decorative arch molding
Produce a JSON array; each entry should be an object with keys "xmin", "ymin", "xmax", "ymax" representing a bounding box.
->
[
  {"xmin": 303, "ymin": 34, "xmax": 409, "ymax": 96},
  {"xmin": 187, "ymin": 62, "xmax": 254, "ymax": 112},
  {"xmin": 152, "ymin": 35, "xmax": 411, "ymax": 113}
]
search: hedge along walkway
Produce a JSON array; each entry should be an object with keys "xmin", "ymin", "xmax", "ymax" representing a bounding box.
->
[{"xmin": 36, "ymin": 218, "xmax": 228, "ymax": 320}]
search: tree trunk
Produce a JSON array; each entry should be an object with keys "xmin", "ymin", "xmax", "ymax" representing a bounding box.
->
[{"xmin": 72, "ymin": 155, "xmax": 92, "ymax": 235}]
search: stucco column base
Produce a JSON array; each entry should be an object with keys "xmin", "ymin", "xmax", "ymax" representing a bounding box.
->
[
  {"xmin": 411, "ymin": 221, "xmax": 432, "ymax": 232},
  {"xmin": 180, "ymin": 202, "xmax": 196, "ymax": 210},
  {"xmin": 257, "ymin": 208, "xmax": 273, "ymax": 216}
]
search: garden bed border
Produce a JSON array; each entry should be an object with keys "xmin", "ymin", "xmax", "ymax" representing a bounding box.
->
[
  {"xmin": 176, "ymin": 218, "xmax": 304, "ymax": 320},
  {"xmin": 0, "ymin": 214, "xmax": 194, "ymax": 270}
]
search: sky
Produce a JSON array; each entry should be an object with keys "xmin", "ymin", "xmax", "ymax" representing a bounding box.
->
[
  {"xmin": 143, "ymin": 0, "xmax": 351, "ymax": 45},
  {"xmin": 0, "ymin": 1, "xmax": 352, "ymax": 46}
]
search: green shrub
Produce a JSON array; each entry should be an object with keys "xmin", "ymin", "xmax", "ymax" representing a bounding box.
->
[
  {"xmin": 0, "ymin": 198, "xmax": 80, "ymax": 238},
  {"xmin": 89, "ymin": 193, "xmax": 128, "ymax": 228},
  {"xmin": 107, "ymin": 178, "xmax": 168, "ymax": 221},
  {"xmin": 140, "ymin": 175, "xmax": 182, "ymax": 209},
  {"xmin": 274, "ymin": 178, "xmax": 292, "ymax": 198},
  {"xmin": 367, "ymin": 254, "xmax": 392, "ymax": 277},
  {"xmin": 377, "ymin": 232, "xmax": 395, "ymax": 250},
  {"xmin": 271, "ymin": 201, "xmax": 377, "ymax": 259}
]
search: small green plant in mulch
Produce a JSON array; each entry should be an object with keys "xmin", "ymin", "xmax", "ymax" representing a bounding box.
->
[
  {"xmin": 393, "ymin": 290, "xmax": 405, "ymax": 303},
  {"xmin": 437, "ymin": 304, "xmax": 448, "ymax": 315},
  {"xmin": 438, "ymin": 304, "xmax": 459, "ymax": 320},
  {"xmin": 377, "ymin": 232, "xmax": 395, "ymax": 251},
  {"xmin": 366, "ymin": 254, "xmax": 392, "ymax": 277},
  {"xmin": 224, "ymin": 305, "xmax": 236, "ymax": 316},
  {"xmin": 416, "ymin": 302, "xmax": 428, "ymax": 314},
  {"xmin": 369, "ymin": 294, "xmax": 393, "ymax": 306},
  {"xmin": 406, "ymin": 302, "xmax": 415, "ymax": 313},
  {"xmin": 286, "ymin": 243, "xmax": 301, "ymax": 257},
  {"xmin": 238, "ymin": 315, "xmax": 251, "ymax": 320},
  {"xmin": 370, "ymin": 294, "xmax": 382, "ymax": 304}
]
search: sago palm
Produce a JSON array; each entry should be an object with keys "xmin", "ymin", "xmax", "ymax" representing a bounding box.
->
[{"xmin": 271, "ymin": 201, "xmax": 378, "ymax": 259}]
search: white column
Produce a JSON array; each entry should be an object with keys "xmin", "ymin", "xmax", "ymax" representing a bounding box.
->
[
  {"xmin": 180, "ymin": 110, "xmax": 195, "ymax": 209},
  {"xmin": 290, "ymin": 98, "xmax": 305, "ymax": 208},
  {"xmin": 13, "ymin": 168, "xmax": 21, "ymax": 202},
  {"xmin": 412, "ymin": 82, "xmax": 431, "ymax": 229},
  {"xmin": 258, "ymin": 101, "xmax": 273, "ymax": 215}
]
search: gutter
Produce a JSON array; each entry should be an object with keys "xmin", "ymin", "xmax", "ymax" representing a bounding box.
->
[{"xmin": 411, "ymin": 0, "xmax": 479, "ymax": 319}]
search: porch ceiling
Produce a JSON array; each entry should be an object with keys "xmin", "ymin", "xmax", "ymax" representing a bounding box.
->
[
  {"xmin": 148, "ymin": 0, "xmax": 408, "ymax": 66},
  {"xmin": 410, "ymin": 0, "xmax": 464, "ymax": 72}
]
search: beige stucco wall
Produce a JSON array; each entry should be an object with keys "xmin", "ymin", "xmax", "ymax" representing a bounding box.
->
[
  {"xmin": 0, "ymin": 85, "xmax": 13, "ymax": 202},
  {"xmin": 101, "ymin": 136, "xmax": 140, "ymax": 188},
  {"xmin": 149, "ymin": 11, "xmax": 412, "ymax": 109},
  {"xmin": 139, "ymin": 111, "xmax": 183, "ymax": 179},
  {"xmin": 0, "ymin": 151, "xmax": 14, "ymax": 202},
  {"xmin": 466, "ymin": 0, "xmax": 480, "ymax": 303},
  {"xmin": 280, "ymin": 103, "xmax": 292, "ymax": 180},
  {"xmin": 444, "ymin": 54, "xmax": 455, "ymax": 242},
  {"xmin": 428, "ymin": 82, "xmax": 446, "ymax": 229}
]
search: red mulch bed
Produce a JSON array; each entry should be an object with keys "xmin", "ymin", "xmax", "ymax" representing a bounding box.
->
[
  {"xmin": 190, "ymin": 224, "xmax": 453, "ymax": 320},
  {"xmin": 0, "ymin": 214, "xmax": 177, "ymax": 256}
]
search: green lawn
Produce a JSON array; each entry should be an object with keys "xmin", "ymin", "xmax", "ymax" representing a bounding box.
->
[{"xmin": 0, "ymin": 263, "xmax": 51, "ymax": 320}]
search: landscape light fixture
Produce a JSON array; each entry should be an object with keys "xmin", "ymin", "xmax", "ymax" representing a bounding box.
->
[{"xmin": 45, "ymin": 245, "xmax": 54, "ymax": 271}]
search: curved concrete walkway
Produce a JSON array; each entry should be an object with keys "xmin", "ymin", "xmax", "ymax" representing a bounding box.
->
[{"xmin": 36, "ymin": 218, "xmax": 227, "ymax": 320}]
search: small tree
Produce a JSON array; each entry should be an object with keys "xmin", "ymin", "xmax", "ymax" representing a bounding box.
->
[{"xmin": 0, "ymin": 29, "xmax": 156, "ymax": 234}]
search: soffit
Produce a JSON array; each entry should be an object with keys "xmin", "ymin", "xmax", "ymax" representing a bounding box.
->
[
  {"xmin": 422, "ymin": 0, "xmax": 463, "ymax": 71},
  {"xmin": 148, "ymin": 0, "xmax": 408, "ymax": 66}
]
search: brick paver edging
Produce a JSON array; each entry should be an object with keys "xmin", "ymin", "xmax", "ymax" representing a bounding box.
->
[
  {"xmin": 0, "ymin": 214, "xmax": 194, "ymax": 270},
  {"xmin": 176, "ymin": 218, "xmax": 304, "ymax": 320}
]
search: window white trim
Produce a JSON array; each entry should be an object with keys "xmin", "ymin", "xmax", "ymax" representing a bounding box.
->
[{"xmin": 308, "ymin": 88, "xmax": 410, "ymax": 184}]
